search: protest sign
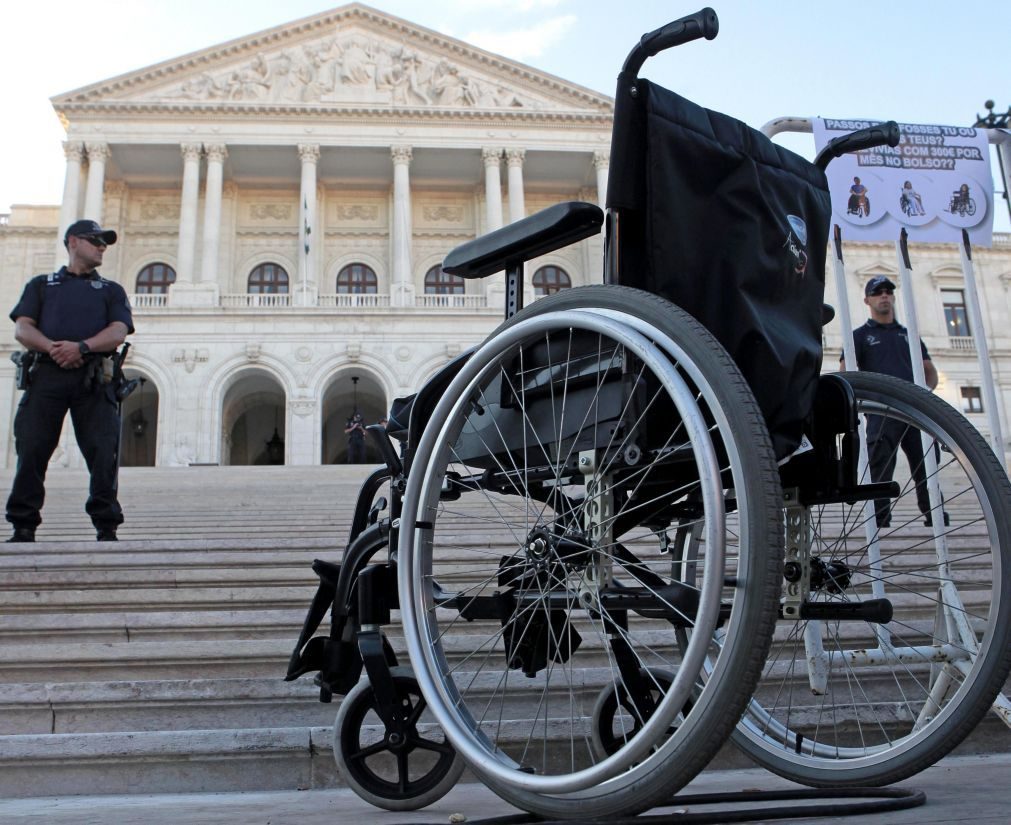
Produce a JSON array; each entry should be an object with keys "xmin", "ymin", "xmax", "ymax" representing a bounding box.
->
[{"xmin": 812, "ymin": 119, "xmax": 993, "ymax": 246}]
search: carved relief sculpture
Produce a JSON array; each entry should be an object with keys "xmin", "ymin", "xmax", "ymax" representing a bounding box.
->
[{"xmin": 162, "ymin": 31, "xmax": 540, "ymax": 110}]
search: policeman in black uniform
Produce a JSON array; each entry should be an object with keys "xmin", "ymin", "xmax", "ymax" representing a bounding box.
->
[
  {"xmin": 6, "ymin": 220, "xmax": 134, "ymax": 542},
  {"xmin": 344, "ymin": 410, "xmax": 366, "ymax": 463},
  {"xmin": 841, "ymin": 275, "xmax": 945, "ymax": 528}
]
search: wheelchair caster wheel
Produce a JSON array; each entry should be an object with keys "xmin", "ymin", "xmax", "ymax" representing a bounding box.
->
[
  {"xmin": 333, "ymin": 666, "xmax": 464, "ymax": 810},
  {"xmin": 591, "ymin": 668, "xmax": 688, "ymax": 758}
]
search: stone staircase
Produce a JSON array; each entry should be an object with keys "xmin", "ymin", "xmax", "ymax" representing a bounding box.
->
[
  {"xmin": 0, "ymin": 465, "xmax": 368, "ymax": 797},
  {"xmin": 1, "ymin": 465, "xmax": 1008, "ymax": 799}
]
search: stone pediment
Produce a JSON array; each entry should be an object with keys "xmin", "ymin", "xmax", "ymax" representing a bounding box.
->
[{"xmin": 52, "ymin": 3, "xmax": 612, "ymax": 118}]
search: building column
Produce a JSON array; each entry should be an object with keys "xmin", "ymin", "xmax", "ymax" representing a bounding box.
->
[
  {"xmin": 170, "ymin": 143, "xmax": 215, "ymax": 307},
  {"xmin": 391, "ymin": 145, "xmax": 414, "ymax": 307},
  {"xmin": 55, "ymin": 141, "xmax": 85, "ymax": 261},
  {"xmin": 176, "ymin": 143, "xmax": 202, "ymax": 282},
  {"xmin": 506, "ymin": 149, "xmax": 526, "ymax": 223},
  {"xmin": 83, "ymin": 142, "xmax": 110, "ymax": 222},
  {"xmin": 297, "ymin": 144, "xmax": 320, "ymax": 306},
  {"xmin": 506, "ymin": 149, "xmax": 531, "ymax": 302},
  {"xmin": 200, "ymin": 144, "xmax": 227, "ymax": 286},
  {"xmin": 593, "ymin": 151, "xmax": 609, "ymax": 206},
  {"xmin": 483, "ymin": 147, "xmax": 504, "ymax": 232}
]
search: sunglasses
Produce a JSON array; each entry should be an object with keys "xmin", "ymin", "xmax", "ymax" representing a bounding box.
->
[
  {"xmin": 869, "ymin": 287, "xmax": 894, "ymax": 296},
  {"xmin": 78, "ymin": 235, "xmax": 108, "ymax": 248}
]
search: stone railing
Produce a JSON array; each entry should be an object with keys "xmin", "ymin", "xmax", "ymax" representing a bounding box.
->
[
  {"xmin": 127, "ymin": 291, "xmax": 496, "ymax": 312},
  {"xmin": 220, "ymin": 293, "xmax": 292, "ymax": 308},
  {"xmin": 949, "ymin": 336, "xmax": 977, "ymax": 352},
  {"xmin": 317, "ymin": 293, "xmax": 391, "ymax": 309},
  {"xmin": 414, "ymin": 294, "xmax": 488, "ymax": 309},
  {"xmin": 130, "ymin": 293, "xmax": 169, "ymax": 308}
]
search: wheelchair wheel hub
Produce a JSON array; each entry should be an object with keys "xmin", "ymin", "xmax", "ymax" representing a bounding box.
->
[
  {"xmin": 809, "ymin": 557, "xmax": 852, "ymax": 594},
  {"xmin": 523, "ymin": 529, "xmax": 594, "ymax": 571}
]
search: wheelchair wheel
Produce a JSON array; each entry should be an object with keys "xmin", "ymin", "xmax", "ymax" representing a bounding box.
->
[
  {"xmin": 967, "ymin": 198, "xmax": 976, "ymax": 217},
  {"xmin": 733, "ymin": 371, "xmax": 1011, "ymax": 786},
  {"xmin": 333, "ymin": 667, "xmax": 465, "ymax": 810},
  {"xmin": 398, "ymin": 286, "xmax": 783, "ymax": 818},
  {"xmin": 591, "ymin": 668, "xmax": 684, "ymax": 757}
]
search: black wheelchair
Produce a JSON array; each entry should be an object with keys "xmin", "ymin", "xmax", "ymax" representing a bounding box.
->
[
  {"xmin": 948, "ymin": 187, "xmax": 977, "ymax": 217},
  {"xmin": 287, "ymin": 9, "xmax": 1011, "ymax": 818}
]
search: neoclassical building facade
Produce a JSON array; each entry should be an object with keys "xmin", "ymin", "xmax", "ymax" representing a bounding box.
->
[{"xmin": 1, "ymin": 3, "xmax": 1010, "ymax": 469}]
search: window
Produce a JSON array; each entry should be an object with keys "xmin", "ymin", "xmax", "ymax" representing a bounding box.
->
[
  {"xmin": 532, "ymin": 265, "xmax": 571, "ymax": 296},
  {"xmin": 248, "ymin": 263, "xmax": 289, "ymax": 294},
  {"xmin": 960, "ymin": 386, "xmax": 983, "ymax": 414},
  {"xmin": 424, "ymin": 265, "xmax": 465, "ymax": 294},
  {"xmin": 135, "ymin": 263, "xmax": 176, "ymax": 294},
  {"xmin": 942, "ymin": 289, "xmax": 971, "ymax": 337},
  {"xmin": 336, "ymin": 263, "xmax": 378, "ymax": 294}
]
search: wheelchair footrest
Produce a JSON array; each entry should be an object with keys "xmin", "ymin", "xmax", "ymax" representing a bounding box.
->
[
  {"xmin": 800, "ymin": 481, "xmax": 900, "ymax": 507},
  {"xmin": 791, "ymin": 598, "xmax": 893, "ymax": 625}
]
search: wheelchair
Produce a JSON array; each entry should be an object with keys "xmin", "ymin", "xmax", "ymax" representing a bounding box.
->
[
  {"xmin": 948, "ymin": 188, "xmax": 977, "ymax": 217},
  {"xmin": 286, "ymin": 8, "xmax": 1011, "ymax": 818}
]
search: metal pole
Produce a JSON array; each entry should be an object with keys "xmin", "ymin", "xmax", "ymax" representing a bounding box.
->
[
  {"xmin": 832, "ymin": 225, "xmax": 889, "ymax": 648},
  {"xmin": 896, "ymin": 230, "xmax": 948, "ymax": 537},
  {"xmin": 973, "ymin": 102, "xmax": 1011, "ymax": 226},
  {"xmin": 958, "ymin": 229, "xmax": 1006, "ymax": 466}
]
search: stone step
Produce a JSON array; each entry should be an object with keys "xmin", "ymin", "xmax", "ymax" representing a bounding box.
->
[
  {"xmin": 0, "ymin": 678, "xmax": 336, "ymax": 735},
  {"xmin": 0, "ymin": 639, "xmax": 294, "ymax": 683},
  {"xmin": 0, "ymin": 727, "xmax": 332, "ymax": 798},
  {"xmin": 0, "ymin": 608, "xmax": 310, "ymax": 645},
  {"xmin": 0, "ymin": 585, "xmax": 318, "ymax": 614}
]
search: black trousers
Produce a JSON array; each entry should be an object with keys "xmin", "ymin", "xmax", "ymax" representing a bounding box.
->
[
  {"xmin": 347, "ymin": 436, "xmax": 366, "ymax": 464},
  {"xmin": 867, "ymin": 415, "xmax": 935, "ymax": 526},
  {"xmin": 6, "ymin": 362, "xmax": 124, "ymax": 531}
]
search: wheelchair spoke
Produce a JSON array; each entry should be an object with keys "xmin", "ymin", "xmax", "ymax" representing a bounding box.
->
[{"xmin": 736, "ymin": 372, "xmax": 1011, "ymax": 783}]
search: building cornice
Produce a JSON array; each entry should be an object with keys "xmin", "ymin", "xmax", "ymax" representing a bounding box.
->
[{"xmin": 56, "ymin": 101, "xmax": 613, "ymax": 130}]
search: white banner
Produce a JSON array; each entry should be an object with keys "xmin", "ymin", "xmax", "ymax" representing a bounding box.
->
[{"xmin": 813, "ymin": 119, "xmax": 994, "ymax": 247}]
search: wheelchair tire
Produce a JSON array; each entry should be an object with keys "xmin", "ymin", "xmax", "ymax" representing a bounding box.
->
[
  {"xmin": 398, "ymin": 286, "xmax": 783, "ymax": 818},
  {"xmin": 733, "ymin": 371, "xmax": 1011, "ymax": 786},
  {"xmin": 333, "ymin": 667, "xmax": 465, "ymax": 810}
]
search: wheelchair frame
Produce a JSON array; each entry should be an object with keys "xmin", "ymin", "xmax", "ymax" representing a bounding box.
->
[{"xmin": 285, "ymin": 7, "xmax": 1011, "ymax": 817}]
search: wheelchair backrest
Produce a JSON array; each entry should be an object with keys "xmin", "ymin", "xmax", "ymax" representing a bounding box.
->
[{"xmin": 607, "ymin": 77, "xmax": 831, "ymax": 459}]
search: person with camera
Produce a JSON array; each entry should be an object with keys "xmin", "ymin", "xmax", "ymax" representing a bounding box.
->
[
  {"xmin": 5, "ymin": 220, "xmax": 134, "ymax": 542},
  {"xmin": 344, "ymin": 410, "xmax": 366, "ymax": 464}
]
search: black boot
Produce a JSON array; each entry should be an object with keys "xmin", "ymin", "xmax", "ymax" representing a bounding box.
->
[
  {"xmin": 6, "ymin": 527, "xmax": 35, "ymax": 543},
  {"xmin": 96, "ymin": 528, "xmax": 118, "ymax": 542}
]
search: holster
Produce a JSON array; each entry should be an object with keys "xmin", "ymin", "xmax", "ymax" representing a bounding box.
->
[{"xmin": 10, "ymin": 351, "xmax": 36, "ymax": 391}]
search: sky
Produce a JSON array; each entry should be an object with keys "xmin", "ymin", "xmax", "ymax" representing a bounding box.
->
[{"xmin": 2, "ymin": 0, "xmax": 1009, "ymax": 230}]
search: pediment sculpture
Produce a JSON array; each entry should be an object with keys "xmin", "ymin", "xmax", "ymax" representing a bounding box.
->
[{"xmin": 161, "ymin": 33, "xmax": 543, "ymax": 109}]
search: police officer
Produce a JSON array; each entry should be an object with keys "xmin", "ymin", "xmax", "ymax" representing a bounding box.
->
[
  {"xmin": 6, "ymin": 220, "xmax": 134, "ymax": 542},
  {"xmin": 841, "ymin": 275, "xmax": 945, "ymax": 528},
  {"xmin": 344, "ymin": 410, "xmax": 366, "ymax": 463}
]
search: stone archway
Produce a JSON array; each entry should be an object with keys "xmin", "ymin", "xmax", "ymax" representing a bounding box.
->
[
  {"xmin": 119, "ymin": 370, "xmax": 159, "ymax": 467},
  {"xmin": 321, "ymin": 370, "xmax": 387, "ymax": 464},
  {"xmin": 221, "ymin": 370, "xmax": 287, "ymax": 465}
]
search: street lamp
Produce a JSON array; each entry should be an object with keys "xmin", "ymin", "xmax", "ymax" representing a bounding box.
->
[
  {"xmin": 130, "ymin": 377, "xmax": 148, "ymax": 437},
  {"xmin": 973, "ymin": 100, "xmax": 1011, "ymax": 225}
]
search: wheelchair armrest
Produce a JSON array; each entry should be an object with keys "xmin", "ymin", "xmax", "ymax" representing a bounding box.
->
[{"xmin": 443, "ymin": 201, "xmax": 603, "ymax": 280}]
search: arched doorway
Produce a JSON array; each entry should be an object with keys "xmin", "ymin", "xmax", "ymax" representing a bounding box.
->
[
  {"xmin": 321, "ymin": 371, "xmax": 387, "ymax": 464},
  {"xmin": 119, "ymin": 370, "xmax": 158, "ymax": 466},
  {"xmin": 221, "ymin": 371, "xmax": 287, "ymax": 465}
]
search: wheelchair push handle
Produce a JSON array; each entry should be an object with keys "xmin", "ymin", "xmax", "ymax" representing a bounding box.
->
[
  {"xmin": 814, "ymin": 121, "xmax": 901, "ymax": 170},
  {"xmin": 622, "ymin": 8, "xmax": 719, "ymax": 77}
]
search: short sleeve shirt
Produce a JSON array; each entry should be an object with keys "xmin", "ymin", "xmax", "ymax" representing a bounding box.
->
[
  {"xmin": 10, "ymin": 268, "xmax": 134, "ymax": 348},
  {"xmin": 846, "ymin": 319, "xmax": 930, "ymax": 382}
]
